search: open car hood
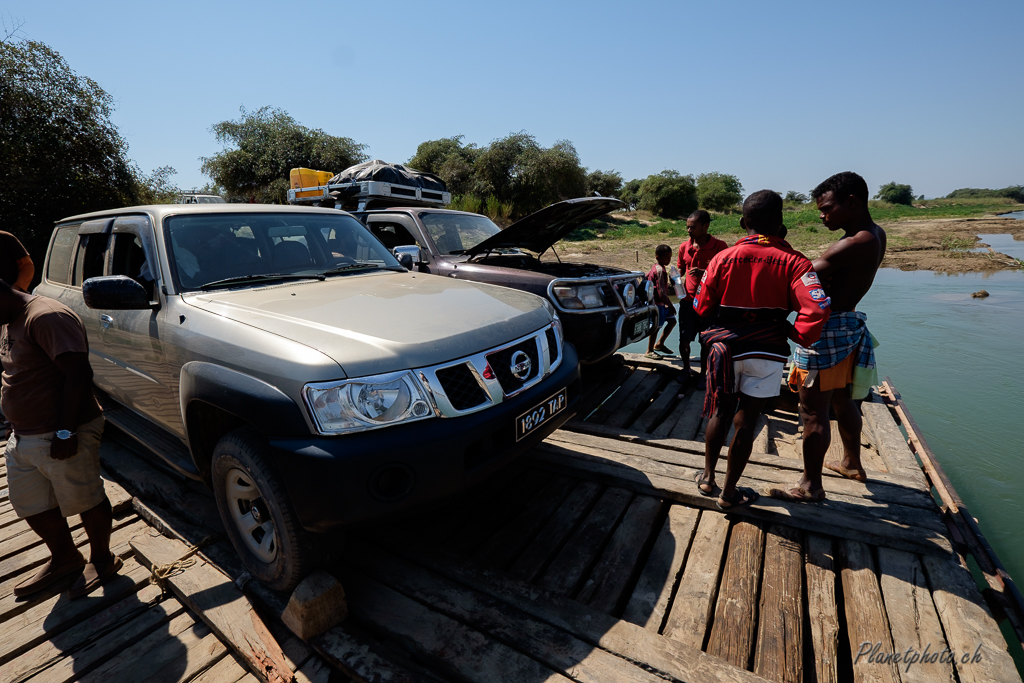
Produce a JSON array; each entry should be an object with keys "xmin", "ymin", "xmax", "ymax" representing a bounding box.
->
[{"xmin": 466, "ymin": 196, "xmax": 624, "ymax": 256}]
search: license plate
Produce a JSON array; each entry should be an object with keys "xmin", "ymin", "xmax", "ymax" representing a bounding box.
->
[
  {"xmin": 633, "ymin": 318, "xmax": 649, "ymax": 338},
  {"xmin": 516, "ymin": 389, "xmax": 568, "ymax": 441}
]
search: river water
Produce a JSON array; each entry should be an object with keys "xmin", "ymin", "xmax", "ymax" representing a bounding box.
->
[{"xmin": 623, "ymin": 264, "xmax": 1024, "ymax": 639}]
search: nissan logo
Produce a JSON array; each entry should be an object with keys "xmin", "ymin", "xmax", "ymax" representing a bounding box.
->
[{"xmin": 510, "ymin": 350, "xmax": 532, "ymax": 381}]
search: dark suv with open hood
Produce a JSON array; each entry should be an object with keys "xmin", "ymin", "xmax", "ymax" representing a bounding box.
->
[{"xmin": 355, "ymin": 197, "xmax": 657, "ymax": 364}]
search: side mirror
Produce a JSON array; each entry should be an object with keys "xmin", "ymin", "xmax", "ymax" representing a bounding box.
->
[
  {"xmin": 393, "ymin": 245, "xmax": 423, "ymax": 270},
  {"xmin": 83, "ymin": 276, "xmax": 157, "ymax": 310}
]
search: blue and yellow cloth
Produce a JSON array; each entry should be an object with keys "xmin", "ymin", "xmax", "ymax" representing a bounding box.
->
[{"xmin": 792, "ymin": 311, "xmax": 878, "ymax": 399}]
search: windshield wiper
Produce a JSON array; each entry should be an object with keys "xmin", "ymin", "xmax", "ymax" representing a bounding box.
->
[
  {"xmin": 200, "ymin": 273, "xmax": 325, "ymax": 290},
  {"xmin": 321, "ymin": 263, "xmax": 402, "ymax": 276}
]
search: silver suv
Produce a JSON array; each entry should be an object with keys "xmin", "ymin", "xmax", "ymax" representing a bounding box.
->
[{"xmin": 38, "ymin": 204, "xmax": 580, "ymax": 590}]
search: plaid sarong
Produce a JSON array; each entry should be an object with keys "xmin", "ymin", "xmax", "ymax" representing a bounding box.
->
[{"xmin": 792, "ymin": 311, "xmax": 875, "ymax": 371}]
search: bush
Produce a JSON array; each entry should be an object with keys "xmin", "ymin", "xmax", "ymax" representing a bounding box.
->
[
  {"xmin": 637, "ymin": 170, "xmax": 698, "ymax": 219},
  {"xmin": 585, "ymin": 169, "xmax": 623, "ymax": 197},
  {"xmin": 619, "ymin": 179, "xmax": 642, "ymax": 210},
  {"xmin": 785, "ymin": 191, "xmax": 809, "ymax": 204},
  {"xmin": 875, "ymin": 182, "xmax": 914, "ymax": 206},
  {"xmin": 946, "ymin": 186, "xmax": 1024, "ymax": 203},
  {"xmin": 696, "ymin": 172, "xmax": 743, "ymax": 212}
]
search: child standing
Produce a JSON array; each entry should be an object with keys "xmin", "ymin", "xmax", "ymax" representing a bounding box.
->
[{"xmin": 646, "ymin": 244, "xmax": 677, "ymax": 358}]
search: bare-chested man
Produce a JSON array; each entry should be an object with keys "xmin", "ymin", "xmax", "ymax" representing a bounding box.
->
[{"xmin": 769, "ymin": 171, "xmax": 886, "ymax": 502}]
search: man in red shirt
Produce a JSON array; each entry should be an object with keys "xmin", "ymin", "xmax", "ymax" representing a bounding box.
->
[
  {"xmin": 692, "ymin": 191, "xmax": 830, "ymax": 509},
  {"xmin": 676, "ymin": 210, "xmax": 728, "ymax": 380}
]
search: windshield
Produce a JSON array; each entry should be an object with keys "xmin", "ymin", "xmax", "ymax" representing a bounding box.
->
[
  {"xmin": 419, "ymin": 212, "xmax": 502, "ymax": 254},
  {"xmin": 196, "ymin": 196, "xmax": 225, "ymax": 204},
  {"xmin": 167, "ymin": 212, "xmax": 399, "ymax": 290}
]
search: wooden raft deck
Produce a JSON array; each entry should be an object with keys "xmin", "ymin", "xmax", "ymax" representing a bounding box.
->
[{"xmin": 2, "ymin": 352, "xmax": 1022, "ymax": 682}]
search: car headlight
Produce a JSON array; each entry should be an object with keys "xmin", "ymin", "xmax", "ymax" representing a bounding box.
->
[
  {"xmin": 553, "ymin": 284, "xmax": 607, "ymax": 310},
  {"xmin": 303, "ymin": 371, "xmax": 434, "ymax": 434}
]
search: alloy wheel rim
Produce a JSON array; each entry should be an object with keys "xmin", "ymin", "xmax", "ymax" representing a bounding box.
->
[{"xmin": 225, "ymin": 467, "xmax": 278, "ymax": 563}]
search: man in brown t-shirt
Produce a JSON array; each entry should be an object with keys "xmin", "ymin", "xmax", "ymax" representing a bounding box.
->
[
  {"xmin": 0, "ymin": 231, "xmax": 35, "ymax": 292},
  {"xmin": 0, "ymin": 278, "xmax": 118, "ymax": 598}
]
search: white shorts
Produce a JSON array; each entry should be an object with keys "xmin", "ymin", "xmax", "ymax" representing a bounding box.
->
[{"xmin": 732, "ymin": 358, "xmax": 785, "ymax": 398}]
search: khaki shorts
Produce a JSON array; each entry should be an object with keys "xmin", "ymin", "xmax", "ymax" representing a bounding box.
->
[
  {"xmin": 6, "ymin": 415, "xmax": 106, "ymax": 518},
  {"xmin": 732, "ymin": 358, "xmax": 785, "ymax": 398}
]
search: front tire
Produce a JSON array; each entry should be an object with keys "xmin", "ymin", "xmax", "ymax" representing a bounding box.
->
[{"xmin": 211, "ymin": 427, "xmax": 314, "ymax": 591}]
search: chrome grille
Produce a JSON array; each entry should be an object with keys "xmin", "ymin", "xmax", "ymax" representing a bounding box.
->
[{"xmin": 434, "ymin": 364, "xmax": 488, "ymax": 411}]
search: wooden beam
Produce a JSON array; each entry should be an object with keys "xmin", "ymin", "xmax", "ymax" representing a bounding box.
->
[
  {"xmin": 838, "ymin": 539, "xmax": 900, "ymax": 683},
  {"xmin": 754, "ymin": 524, "xmax": 803, "ymax": 683},
  {"xmin": 707, "ymin": 520, "xmax": 766, "ymax": 669},
  {"xmin": 804, "ymin": 535, "xmax": 839, "ymax": 683},
  {"xmin": 662, "ymin": 510, "xmax": 731, "ymax": 648},
  {"xmin": 622, "ymin": 504, "xmax": 700, "ymax": 632},
  {"xmin": 474, "ymin": 475, "xmax": 576, "ymax": 569},
  {"xmin": 312, "ymin": 625, "xmax": 425, "ymax": 683},
  {"xmin": 130, "ymin": 530, "xmax": 295, "ymax": 683}
]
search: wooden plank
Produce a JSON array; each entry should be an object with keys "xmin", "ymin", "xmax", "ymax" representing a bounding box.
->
[
  {"xmin": 861, "ymin": 401, "xmax": 929, "ymax": 488},
  {"xmin": 344, "ymin": 573, "xmax": 572, "ymax": 683},
  {"xmin": 350, "ymin": 543, "xmax": 675, "ymax": 683},
  {"xmin": 0, "ymin": 556, "xmax": 152, "ymax": 666},
  {"xmin": 537, "ymin": 487, "xmax": 633, "ymax": 597},
  {"xmin": 186, "ymin": 653, "xmax": 254, "ymax": 683},
  {"xmin": 545, "ymin": 430, "xmax": 938, "ymax": 512},
  {"xmin": 590, "ymin": 367, "xmax": 652, "ymax": 425},
  {"xmin": 604, "ymin": 370, "xmax": 665, "ymax": 429},
  {"xmin": 556, "ymin": 423, "xmax": 925, "ymax": 490},
  {"xmin": 77, "ymin": 612, "xmax": 228, "ymax": 683},
  {"xmin": 130, "ymin": 530, "xmax": 293, "ymax": 683},
  {"xmin": 443, "ymin": 468, "xmax": 552, "ymax": 557},
  {"xmin": 576, "ymin": 494, "xmax": 663, "ymax": 612},
  {"xmin": 474, "ymin": 475, "xmax": 575, "ymax": 569},
  {"xmin": 804, "ymin": 535, "xmax": 839, "ymax": 683},
  {"xmin": 632, "ymin": 377, "xmax": 686, "ymax": 434},
  {"xmin": 12, "ymin": 587, "xmax": 186, "ymax": 683},
  {"xmin": 576, "ymin": 364, "xmax": 633, "ymax": 420},
  {"xmin": 876, "ymin": 547, "xmax": 955, "ymax": 683},
  {"xmin": 312, "ymin": 624, "xmax": 428, "ymax": 683},
  {"xmin": 651, "ymin": 386, "xmax": 697, "ymax": 438},
  {"xmin": 366, "ymin": 536, "xmax": 772, "ymax": 683},
  {"xmin": 662, "ymin": 511, "xmax": 731, "ymax": 648},
  {"xmin": 668, "ymin": 390, "xmax": 706, "ymax": 441},
  {"xmin": 707, "ymin": 521, "xmax": 765, "ymax": 669},
  {"xmin": 922, "ymin": 553, "xmax": 1022, "ymax": 683},
  {"xmin": 508, "ymin": 480, "xmax": 602, "ymax": 583},
  {"xmin": 838, "ymin": 539, "xmax": 900, "ymax": 683},
  {"xmin": 751, "ymin": 414, "xmax": 772, "ymax": 456},
  {"xmin": 753, "ymin": 524, "xmax": 802, "ymax": 683},
  {"xmin": 619, "ymin": 352, "xmax": 690, "ymax": 371},
  {"xmin": 622, "ymin": 505, "xmax": 700, "ymax": 632},
  {"xmin": 528, "ymin": 442, "xmax": 953, "ymax": 556}
]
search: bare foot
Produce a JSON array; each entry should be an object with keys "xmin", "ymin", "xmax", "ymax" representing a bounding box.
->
[
  {"xmin": 825, "ymin": 460, "xmax": 867, "ymax": 482},
  {"xmin": 13, "ymin": 552, "xmax": 86, "ymax": 597},
  {"xmin": 766, "ymin": 484, "xmax": 827, "ymax": 503}
]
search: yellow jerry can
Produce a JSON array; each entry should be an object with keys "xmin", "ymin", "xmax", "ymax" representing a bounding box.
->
[{"xmin": 290, "ymin": 168, "xmax": 333, "ymax": 198}]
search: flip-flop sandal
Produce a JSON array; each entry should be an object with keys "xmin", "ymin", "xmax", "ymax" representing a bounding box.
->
[
  {"xmin": 70, "ymin": 555, "xmax": 123, "ymax": 599},
  {"xmin": 716, "ymin": 486, "xmax": 759, "ymax": 511},
  {"xmin": 694, "ymin": 471, "xmax": 715, "ymax": 497},
  {"xmin": 12, "ymin": 553, "xmax": 86, "ymax": 597},
  {"xmin": 643, "ymin": 352, "xmax": 661, "ymax": 359},
  {"xmin": 824, "ymin": 460, "xmax": 867, "ymax": 482},
  {"xmin": 766, "ymin": 484, "xmax": 827, "ymax": 503},
  {"xmin": 653, "ymin": 345, "xmax": 674, "ymax": 356}
]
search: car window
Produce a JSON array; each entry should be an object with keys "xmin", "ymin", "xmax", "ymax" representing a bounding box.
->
[
  {"xmin": 419, "ymin": 213, "xmax": 502, "ymax": 254},
  {"xmin": 72, "ymin": 234, "xmax": 109, "ymax": 286},
  {"xmin": 166, "ymin": 212, "xmax": 398, "ymax": 290},
  {"xmin": 368, "ymin": 222, "xmax": 420, "ymax": 250},
  {"xmin": 46, "ymin": 227, "xmax": 78, "ymax": 285},
  {"xmin": 111, "ymin": 234, "xmax": 155, "ymax": 300}
]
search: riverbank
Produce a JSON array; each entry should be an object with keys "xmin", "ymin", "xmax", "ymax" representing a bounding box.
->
[{"xmin": 559, "ymin": 200, "xmax": 1024, "ymax": 273}]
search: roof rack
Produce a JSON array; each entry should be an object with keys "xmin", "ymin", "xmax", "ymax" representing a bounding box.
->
[{"xmin": 287, "ymin": 180, "xmax": 451, "ymax": 211}]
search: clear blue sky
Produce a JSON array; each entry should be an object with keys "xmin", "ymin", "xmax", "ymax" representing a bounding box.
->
[{"xmin": 6, "ymin": 0, "xmax": 1022, "ymax": 199}]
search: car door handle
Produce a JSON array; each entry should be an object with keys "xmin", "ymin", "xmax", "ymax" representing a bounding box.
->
[{"xmin": 100, "ymin": 314, "xmax": 113, "ymax": 328}]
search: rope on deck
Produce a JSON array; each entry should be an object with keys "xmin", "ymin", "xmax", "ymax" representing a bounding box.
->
[{"xmin": 149, "ymin": 535, "xmax": 214, "ymax": 596}]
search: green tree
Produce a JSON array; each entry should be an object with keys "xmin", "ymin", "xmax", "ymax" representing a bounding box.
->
[
  {"xmin": 585, "ymin": 169, "xmax": 623, "ymax": 197},
  {"xmin": 619, "ymin": 179, "xmax": 642, "ymax": 210},
  {"xmin": 946, "ymin": 186, "xmax": 1024, "ymax": 202},
  {"xmin": 0, "ymin": 38, "xmax": 140, "ymax": 267},
  {"xmin": 875, "ymin": 181, "xmax": 914, "ymax": 206},
  {"xmin": 638, "ymin": 170, "xmax": 698, "ymax": 218},
  {"xmin": 137, "ymin": 165, "xmax": 181, "ymax": 204},
  {"xmin": 785, "ymin": 190, "xmax": 809, "ymax": 204},
  {"xmin": 201, "ymin": 106, "xmax": 367, "ymax": 204},
  {"xmin": 696, "ymin": 172, "xmax": 743, "ymax": 212},
  {"xmin": 407, "ymin": 135, "xmax": 480, "ymax": 196}
]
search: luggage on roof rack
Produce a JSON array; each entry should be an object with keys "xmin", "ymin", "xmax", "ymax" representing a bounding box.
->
[{"xmin": 287, "ymin": 160, "xmax": 451, "ymax": 210}]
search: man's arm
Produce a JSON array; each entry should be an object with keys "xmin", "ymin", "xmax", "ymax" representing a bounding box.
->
[
  {"xmin": 787, "ymin": 267, "xmax": 830, "ymax": 347},
  {"xmin": 14, "ymin": 256, "xmax": 34, "ymax": 292},
  {"xmin": 50, "ymin": 351, "xmax": 93, "ymax": 460},
  {"xmin": 692, "ymin": 256, "xmax": 721, "ymax": 318}
]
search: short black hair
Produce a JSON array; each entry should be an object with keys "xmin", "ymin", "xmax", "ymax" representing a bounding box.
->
[
  {"xmin": 655, "ymin": 244, "xmax": 672, "ymax": 258},
  {"xmin": 812, "ymin": 171, "xmax": 869, "ymax": 204},
  {"xmin": 742, "ymin": 190, "xmax": 783, "ymax": 235},
  {"xmin": 687, "ymin": 209, "xmax": 711, "ymax": 225}
]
